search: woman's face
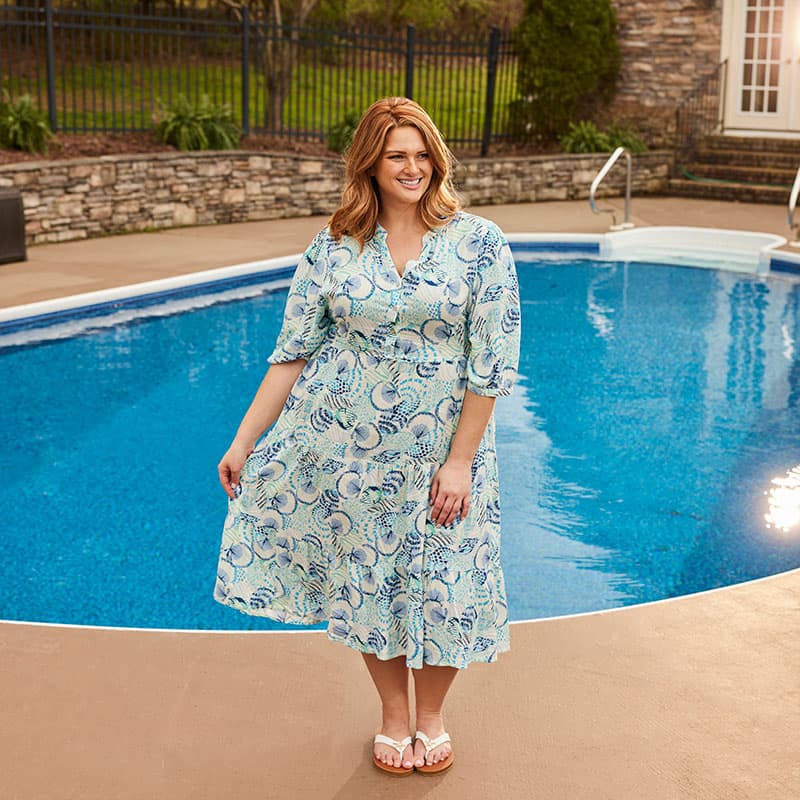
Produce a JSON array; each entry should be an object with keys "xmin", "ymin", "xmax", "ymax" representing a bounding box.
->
[{"xmin": 371, "ymin": 125, "xmax": 434, "ymax": 210}]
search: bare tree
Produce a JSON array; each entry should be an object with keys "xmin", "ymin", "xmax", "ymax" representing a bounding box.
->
[{"xmin": 220, "ymin": 0, "xmax": 320, "ymax": 131}]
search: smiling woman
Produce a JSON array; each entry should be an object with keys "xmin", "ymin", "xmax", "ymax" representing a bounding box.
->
[{"xmin": 213, "ymin": 97, "xmax": 521, "ymax": 775}]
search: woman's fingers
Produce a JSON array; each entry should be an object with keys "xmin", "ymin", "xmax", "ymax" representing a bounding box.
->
[
  {"xmin": 431, "ymin": 494, "xmax": 463, "ymax": 526},
  {"xmin": 218, "ymin": 462, "xmax": 234, "ymax": 498},
  {"xmin": 429, "ymin": 462, "xmax": 472, "ymax": 526},
  {"xmin": 218, "ymin": 458, "xmax": 242, "ymax": 499}
]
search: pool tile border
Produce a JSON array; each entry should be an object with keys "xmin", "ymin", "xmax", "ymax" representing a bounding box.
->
[{"xmin": 2, "ymin": 231, "xmax": 799, "ymax": 337}]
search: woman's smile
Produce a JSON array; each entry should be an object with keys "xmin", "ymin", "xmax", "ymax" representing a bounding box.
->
[{"xmin": 372, "ymin": 126, "xmax": 433, "ymax": 207}]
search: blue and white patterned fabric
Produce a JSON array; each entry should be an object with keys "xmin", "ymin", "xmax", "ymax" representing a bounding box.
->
[{"xmin": 214, "ymin": 211, "xmax": 521, "ymax": 669}]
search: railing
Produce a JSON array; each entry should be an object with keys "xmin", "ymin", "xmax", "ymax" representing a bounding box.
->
[
  {"xmin": 590, "ymin": 147, "xmax": 634, "ymax": 231},
  {"xmin": 0, "ymin": 1, "xmax": 518, "ymax": 152},
  {"xmin": 789, "ymin": 166, "xmax": 800, "ymax": 247},
  {"xmin": 674, "ymin": 59, "xmax": 727, "ymax": 172}
]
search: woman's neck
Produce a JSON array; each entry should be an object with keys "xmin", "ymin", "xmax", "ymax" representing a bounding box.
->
[{"xmin": 378, "ymin": 201, "xmax": 426, "ymax": 235}]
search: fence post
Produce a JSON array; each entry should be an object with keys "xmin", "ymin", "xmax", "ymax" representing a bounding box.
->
[
  {"xmin": 241, "ymin": 6, "xmax": 250, "ymax": 137},
  {"xmin": 481, "ymin": 27, "xmax": 500, "ymax": 157},
  {"xmin": 405, "ymin": 25, "xmax": 415, "ymax": 100},
  {"xmin": 44, "ymin": 0, "xmax": 57, "ymax": 132}
]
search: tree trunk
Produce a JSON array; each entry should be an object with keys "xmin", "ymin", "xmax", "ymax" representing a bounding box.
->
[
  {"xmin": 264, "ymin": 31, "xmax": 301, "ymax": 131},
  {"xmin": 261, "ymin": 0, "xmax": 317, "ymax": 132}
]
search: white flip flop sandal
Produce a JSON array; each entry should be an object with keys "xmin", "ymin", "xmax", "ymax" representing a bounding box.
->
[
  {"xmin": 414, "ymin": 730, "xmax": 454, "ymax": 774},
  {"xmin": 372, "ymin": 734, "xmax": 414, "ymax": 776}
]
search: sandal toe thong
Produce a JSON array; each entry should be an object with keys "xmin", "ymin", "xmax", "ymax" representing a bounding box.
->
[
  {"xmin": 372, "ymin": 734, "xmax": 414, "ymax": 776},
  {"xmin": 414, "ymin": 730, "xmax": 454, "ymax": 774}
]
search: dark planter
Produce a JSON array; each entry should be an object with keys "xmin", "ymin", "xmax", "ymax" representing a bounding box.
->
[{"xmin": 0, "ymin": 188, "xmax": 27, "ymax": 264}]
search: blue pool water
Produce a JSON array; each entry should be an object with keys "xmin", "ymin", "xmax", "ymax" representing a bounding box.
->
[{"xmin": 1, "ymin": 257, "xmax": 799, "ymax": 629}]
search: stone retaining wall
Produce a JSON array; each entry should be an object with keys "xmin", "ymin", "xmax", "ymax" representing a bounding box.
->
[{"xmin": 0, "ymin": 150, "xmax": 672, "ymax": 245}]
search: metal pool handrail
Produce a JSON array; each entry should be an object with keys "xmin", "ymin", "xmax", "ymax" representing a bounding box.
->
[
  {"xmin": 788, "ymin": 166, "xmax": 800, "ymax": 248},
  {"xmin": 590, "ymin": 147, "xmax": 634, "ymax": 231}
]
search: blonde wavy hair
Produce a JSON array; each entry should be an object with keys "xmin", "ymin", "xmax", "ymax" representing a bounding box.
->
[{"xmin": 328, "ymin": 97, "xmax": 461, "ymax": 246}]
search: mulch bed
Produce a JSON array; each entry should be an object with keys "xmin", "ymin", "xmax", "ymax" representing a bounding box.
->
[
  {"xmin": 0, "ymin": 132, "xmax": 551, "ymax": 166},
  {"xmin": 0, "ymin": 132, "xmax": 337, "ymax": 166}
]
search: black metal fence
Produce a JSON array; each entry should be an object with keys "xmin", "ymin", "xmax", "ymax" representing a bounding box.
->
[
  {"xmin": 0, "ymin": 1, "xmax": 519, "ymax": 153},
  {"xmin": 674, "ymin": 59, "xmax": 727, "ymax": 171}
]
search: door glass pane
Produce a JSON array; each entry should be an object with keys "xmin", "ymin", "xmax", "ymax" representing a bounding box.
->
[
  {"xmin": 739, "ymin": 0, "xmax": 783, "ymax": 114},
  {"xmin": 767, "ymin": 90, "xmax": 778, "ymax": 113},
  {"xmin": 769, "ymin": 63, "xmax": 780, "ymax": 86}
]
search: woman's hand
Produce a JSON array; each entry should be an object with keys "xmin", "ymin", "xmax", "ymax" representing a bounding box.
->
[
  {"xmin": 429, "ymin": 458, "xmax": 472, "ymax": 527},
  {"xmin": 217, "ymin": 439, "xmax": 254, "ymax": 499}
]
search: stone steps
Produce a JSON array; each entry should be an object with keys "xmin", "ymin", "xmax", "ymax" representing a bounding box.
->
[
  {"xmin": 667, "ymin": 178, "xmax": 788, "ymax": 204},
  {"xmin": 701, "ymin": 135, "xmax": 800, "ymax": 154},
  {"xmin": 694, "ymin": 147, "xmax": 799, "ymax": 169},
  {"xmin": 683, "ymin": 162, "xmax": 796, "ymax": 185},
  {"xmin": 670, "ymin": 135, "xmax": 799, "ymax": 203}
]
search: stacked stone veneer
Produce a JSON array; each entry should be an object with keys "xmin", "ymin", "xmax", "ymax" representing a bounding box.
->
[
  {"xmin": 610, "ymin": 0, "xmax": 723, "ymax": 145},
  {"xmin": 0, "ymin": 150, "xmax": 671, "ymax": 245}
]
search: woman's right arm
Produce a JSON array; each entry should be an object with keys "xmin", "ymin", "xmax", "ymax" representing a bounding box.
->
[{"xmin": 217, "ymin": 358, "xmax": 307, "ymax": 498}]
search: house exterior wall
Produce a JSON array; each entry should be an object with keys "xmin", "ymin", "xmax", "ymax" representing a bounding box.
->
[{"xmin": 610, "ymin": 0, "xmax": 723, "ymax": 145}]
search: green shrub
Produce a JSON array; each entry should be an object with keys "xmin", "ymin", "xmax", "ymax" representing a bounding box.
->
[
  {"xmin": 605, "ymin": 122, "xmax": 647, "ymax": 153},
  {"xmin": 559, "ymin": 121, "xmax": 612, "ymax": 153},
  {"xmin": 560, "ymin": 120, "xmax": 647, "ymax": 154},
  {"xmin": 0, "ymin": 92, "xmax": 52, "ymax": 154},
  {"xmin": 511, "ymin": 0, "xmax": 621, "ymax": 143},
  {"xmin": 154, "ymin": 94, "xmax": 240, "ymax": 151},
  {"xmin": 327, "ymin": 110, "xmax": 361, "ymax": 154}
]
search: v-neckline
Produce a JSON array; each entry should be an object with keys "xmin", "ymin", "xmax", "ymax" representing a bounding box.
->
[{"xmin": 375, "ymin": 223, "xmax": 435, "ymax": 280}]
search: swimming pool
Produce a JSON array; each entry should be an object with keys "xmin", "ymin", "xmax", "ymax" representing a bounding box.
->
[{"xmin": 1, "ymin": 237, "xmax": 800, "ymax": 629}]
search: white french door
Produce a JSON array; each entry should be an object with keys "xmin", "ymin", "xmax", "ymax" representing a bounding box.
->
[{"xmin": 723, "ymin": 0, "xmax": 800, "ymax": 134}]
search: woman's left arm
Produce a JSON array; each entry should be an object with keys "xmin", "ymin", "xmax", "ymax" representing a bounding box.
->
[
  {"xmin": 429, "ymin": 390, "xmax": 496, "ymax": 527},
  {"xmin": 430, "ymin": 222, "xmax": 521, "ymax": 527}
]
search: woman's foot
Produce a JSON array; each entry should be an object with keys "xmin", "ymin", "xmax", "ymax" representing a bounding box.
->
[
  {"xmin": 413, "ymin": 715, "xmax": 453, "ymax": 769},
  {"xmin": 373, "ymin": 724, "xmax": 414, "ymax": 771}
]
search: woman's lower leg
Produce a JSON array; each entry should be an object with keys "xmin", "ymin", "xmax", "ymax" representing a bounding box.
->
[
  {"xmin": 411, "ymin": 664, "xmax": 458, "ymax": 767},
  {"xmin": 361, "ymin": 653, "xmax": 413, "ymax": 769}
]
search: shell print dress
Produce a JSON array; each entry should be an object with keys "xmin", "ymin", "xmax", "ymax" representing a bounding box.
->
[{"xmin": 214, "ymin": 211, "xmax": 521, "ymax": 669}]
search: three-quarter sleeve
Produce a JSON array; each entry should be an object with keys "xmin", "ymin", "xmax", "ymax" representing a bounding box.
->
[
  {"xmin": 267, "ymin": 229, "xmax": 332, "ymax": 364},
  {"xmin": 465, "ymin": 226, "xmax": 521, "ymax": 397}
]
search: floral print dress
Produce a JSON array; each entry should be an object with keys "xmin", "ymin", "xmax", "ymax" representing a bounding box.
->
[{"xmin": 214, "ymin": 211, "xmax": 521, "ymax": 669}]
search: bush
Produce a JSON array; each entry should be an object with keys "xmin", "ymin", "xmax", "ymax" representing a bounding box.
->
[
  {"xmin": 605, "ymin": 122, "xmax": 647, "ymax": 154},
  {"xmin": 0, "ymin": 92, "xmax": 52, "ymax": 154},
  {"xmin": 154, "ymin": 95, "xmax": 240, "ymax": 151},
  {"xmin": 559, "ymin": 121, "xmax": 612, "ymax": 153},
  {"xmin": 327, "ymin": 110, "xmax": 361, "ymax": 154},
  {"xmin": 560, "ymin": 121, "xmax": 647, "ymax": 154},
  {"xmin": 511, "ymin": 0, "xmax": 621, "ymax": 143}
]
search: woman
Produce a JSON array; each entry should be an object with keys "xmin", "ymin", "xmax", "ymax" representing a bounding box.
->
[{"xmin": 214, "ymin": 97, "xmax": 521, "ymax": 776}]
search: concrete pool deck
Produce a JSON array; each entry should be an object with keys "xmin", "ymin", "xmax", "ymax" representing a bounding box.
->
[
  {"xmin": 1, "ymin": 196, "xmax": 799, "ymax": 800},
  {"xmin": 1, "ymin": 195, "xmax": 800, "ymax": 308}
]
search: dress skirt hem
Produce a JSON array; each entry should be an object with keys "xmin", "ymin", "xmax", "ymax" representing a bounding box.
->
[{"xmin": 215, "ymin": 592, "xmax": 510, "ymax": 670}]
